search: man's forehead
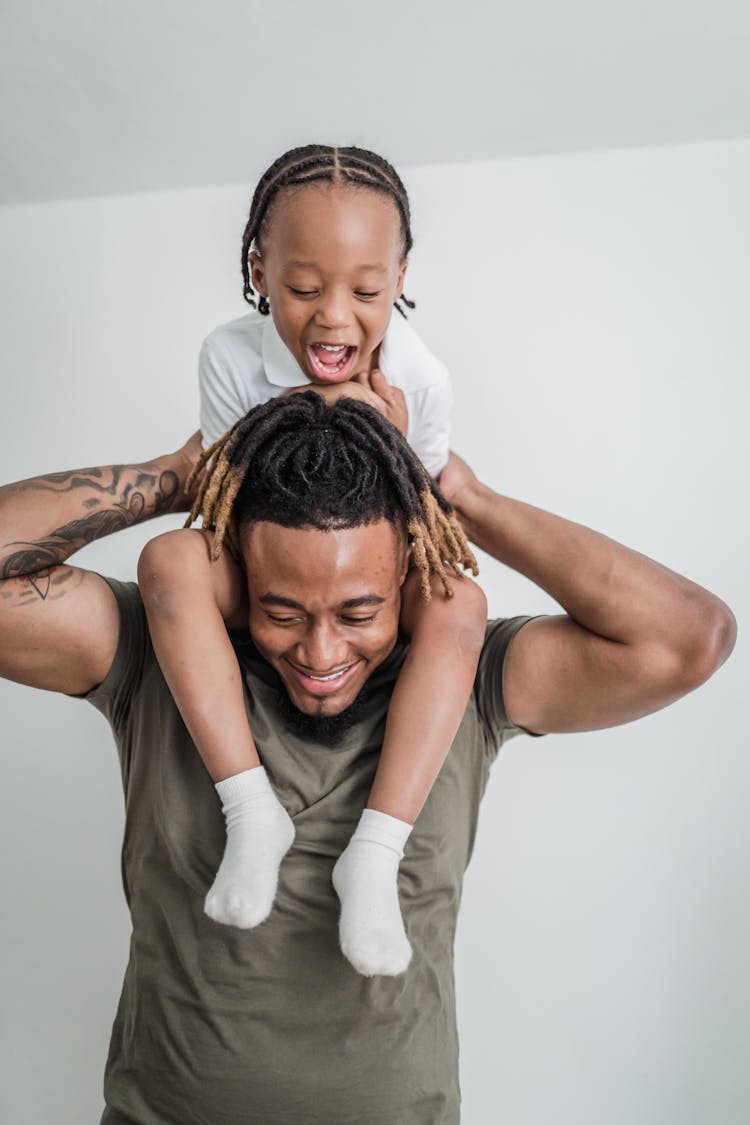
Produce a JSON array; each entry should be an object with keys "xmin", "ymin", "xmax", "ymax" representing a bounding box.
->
[{"xmin": 241, "ymin": 518, "xmax": 406, "ymax": 591}]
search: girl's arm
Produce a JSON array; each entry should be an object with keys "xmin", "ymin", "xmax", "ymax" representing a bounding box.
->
[
  {"xmin": 366, "ymin": 569, "xmax": 488, "ymax": 824},
  {"xmin": 137, "ymin": 528, "xmax": 259, "ymax": 781}
]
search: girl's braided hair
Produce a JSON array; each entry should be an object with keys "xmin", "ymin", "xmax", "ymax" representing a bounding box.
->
[
  {"xmin": 186, "ymin": 392, "xmax": 477, "ymax": 600},
  {"xmin": 241, "ymin": 143, "xmax": 416, "ymax": 319}
]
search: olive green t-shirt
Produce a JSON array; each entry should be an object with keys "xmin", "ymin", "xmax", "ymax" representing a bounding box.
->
[{"xmin": 88, "ymin": 578, "xmax": 533, "ymax": 1125}]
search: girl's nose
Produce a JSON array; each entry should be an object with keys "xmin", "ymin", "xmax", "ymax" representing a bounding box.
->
[{"xmin": 314, "ymin": 290, "xmax": 350, "ymax": 330}]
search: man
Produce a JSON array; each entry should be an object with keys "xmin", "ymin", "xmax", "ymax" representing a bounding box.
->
[{"xmin": 0, "ymin": 392, "xmax": 735, "ymax": 1124}]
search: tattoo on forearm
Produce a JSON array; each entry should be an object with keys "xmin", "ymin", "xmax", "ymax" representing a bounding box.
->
[
  {"xmin": 11, "ymin": 466, "xmax": 127, "ymax": 495},
  {"xmin": 0, "ymin": 467, "xmax": 179, "ymax": 579}
]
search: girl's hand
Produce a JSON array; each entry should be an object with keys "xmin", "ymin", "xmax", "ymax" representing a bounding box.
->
[
  {"xmin": 353, "ymin": 368, "xmax": 408, "ymax": 437},
  {"xmin": 286, "ymin": 371, "xmax": 409, "ymax": 437}
]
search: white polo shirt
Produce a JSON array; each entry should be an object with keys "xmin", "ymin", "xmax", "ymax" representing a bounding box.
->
[{"xmin": 199, "ymin": 310, "xmax": 452, "ymax": 478}]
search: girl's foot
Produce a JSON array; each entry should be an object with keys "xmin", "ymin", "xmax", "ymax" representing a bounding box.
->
[
  {"xmin": 205, "ymin": 766, "xmax": 295, "ymax": 929},
  {"xmin": 332, "ymin": 808, "xmax": 413, "ymax": 977}
]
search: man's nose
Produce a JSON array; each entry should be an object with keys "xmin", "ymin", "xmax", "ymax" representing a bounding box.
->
[{"xmin": 297, "ymin": 621, "xmax": 349, "ymax": 672}]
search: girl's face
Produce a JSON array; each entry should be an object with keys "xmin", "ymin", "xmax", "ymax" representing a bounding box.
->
[{"xmin": 249, "ymin": 183, "xmax": 407, "ymax": 385}]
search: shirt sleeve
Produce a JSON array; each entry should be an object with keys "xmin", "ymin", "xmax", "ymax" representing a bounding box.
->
[
  {"xmin": 199, "ymin": 333, "xmax": 253, "ymax": 448},
  {"xmin": 84, "ymin": 577, "xmax": 151, "ymax": 735},
  {"xmin": 407, "ymin": 370, "xmax": 453, "ymax": 479},
  {"xmin": 474, "ymin": 615, "xmax": 544, "ymax": 765}
]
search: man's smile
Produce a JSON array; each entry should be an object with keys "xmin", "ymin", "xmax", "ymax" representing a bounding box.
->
[{"xmin": 284, "ymin": 656, "xmax": 363, "ymax": 697}]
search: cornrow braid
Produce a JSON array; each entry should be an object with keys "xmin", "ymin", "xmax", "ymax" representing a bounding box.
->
[
  {"xmin": 186, "ymin": 393, "xmax": 477, "ymax": 601},
  {"xmin": 240, "ymin": 144, "xmax": 416, "ymax": 319}
]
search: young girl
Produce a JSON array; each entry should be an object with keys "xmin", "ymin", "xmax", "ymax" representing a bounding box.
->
[{"xmin": 137, "ymin": 144, "xmax": 488, "ymax": 978}]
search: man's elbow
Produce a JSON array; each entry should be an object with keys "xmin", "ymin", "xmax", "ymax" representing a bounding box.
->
[{"xmin": 663, "ymin": 596, "xmax": 737, "ymax": 693}]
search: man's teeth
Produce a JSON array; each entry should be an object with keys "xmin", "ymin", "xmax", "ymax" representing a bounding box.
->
[{"xmin": 307, "ymin": 667, "xmax": 349, "ymax": 681}]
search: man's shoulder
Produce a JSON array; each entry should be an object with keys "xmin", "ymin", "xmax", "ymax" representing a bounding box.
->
[
  {"xmin": 474, "ymin": 616, "xmax": 540, "ymax": 749},
  {"xmin": 83, "ymin": 577, "xmax": 154, "ymax": 726}
]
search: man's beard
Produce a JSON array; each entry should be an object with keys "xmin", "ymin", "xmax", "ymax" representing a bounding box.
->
[{"xmin": 277, "ymin": 687, "xmax": 369, "ymax": 745}]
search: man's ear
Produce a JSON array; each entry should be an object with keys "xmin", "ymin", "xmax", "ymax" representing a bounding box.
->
[
  {"xmin": 398, "ymin": 541, "xmax": 412, "ymax": 586},
  {"xmin": 249, "ymin": 252, "xmax": 268, "ymax": 298}
]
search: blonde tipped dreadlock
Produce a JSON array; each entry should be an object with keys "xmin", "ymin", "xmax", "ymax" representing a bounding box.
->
[{"xmin": 186, "ymin": 394, "xmax": 477, "ymax": 602}]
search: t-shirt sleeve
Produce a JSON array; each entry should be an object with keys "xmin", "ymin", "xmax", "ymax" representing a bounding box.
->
[
  {"xmin": 408, "ymin": 370, "xmax": 453, "ymax": 478},
  {"xmin": 474, "ymin": 615, "xmax": 544, "ymax": 764},
  {"xmin": 84, "ymin": 577, "xmax": 151, "ymax": 733},
  {"xmin": 199, "ymin": 333, "xmax": 252, "ymax": 448}
]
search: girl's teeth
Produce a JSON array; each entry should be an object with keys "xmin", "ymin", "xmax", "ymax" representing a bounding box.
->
[{"xmin": 309, "ymin": 344, "xmax": 352, "ymax": 375}]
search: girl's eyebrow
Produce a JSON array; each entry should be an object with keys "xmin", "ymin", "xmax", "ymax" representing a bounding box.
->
[{"xmin": 286, "ymin": 260, "xmax": 388, "ymax": 273}]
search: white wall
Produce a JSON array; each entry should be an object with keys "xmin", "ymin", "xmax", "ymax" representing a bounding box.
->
[{"xmin": 0, "ymin": 138, "xmax": 747, "ymax": 1125}]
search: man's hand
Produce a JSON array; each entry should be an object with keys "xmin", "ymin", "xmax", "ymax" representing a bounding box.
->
[
  {"xmin": 173, "ymin": 430, "xmax": 205, "ymax": 510},
  {"xmin": 437, "ymin": 452, "xmax": 479, "ymax": 511},
  {"xmin": 286, "ymin": 370, "xmax": 408, "ymax": 437}
]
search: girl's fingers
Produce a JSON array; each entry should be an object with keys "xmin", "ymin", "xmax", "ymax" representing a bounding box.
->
[{"xmin": 369, "ymin": 369, "xmax": 408, "ymax": 437}]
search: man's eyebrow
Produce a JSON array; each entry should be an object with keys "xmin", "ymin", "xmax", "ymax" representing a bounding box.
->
[
  {"xmin": 259, "ymin": 594, "xmax": 305, "ymax": 610},
  {"xmin": 339, "ymin": 596, "xmax": 387, "ymax": 609},
  {"xmin": 258, "ymin": 593, "xmax": 386, "ymax": 610}
]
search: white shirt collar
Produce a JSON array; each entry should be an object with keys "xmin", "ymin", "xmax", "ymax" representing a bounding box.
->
[{"xmin": 262, "ymin": 317, "xmax": 309, "ymax": 388}]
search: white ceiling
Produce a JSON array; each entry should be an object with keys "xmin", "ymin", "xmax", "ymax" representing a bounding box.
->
[{"xmin": 2, "ymin": 0, "xmax": 749, "ymax": 206}]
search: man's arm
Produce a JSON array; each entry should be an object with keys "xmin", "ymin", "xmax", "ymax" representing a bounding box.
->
[
  {"xmin": 440, "ymin": 454, "xmax": 737, "ymax": 734},
  {"xmin": 0, "ymin": 434, "xmax": 201, "ymax": 696}
]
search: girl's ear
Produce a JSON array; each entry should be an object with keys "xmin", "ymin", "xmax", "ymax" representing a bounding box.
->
[
  {"xmin": 395, "ymin": 258, "xmax": 408, "ymax": 299},
  {"xmin": 249, "ymin": 252, "xmax": 268, "ymax": 298}
]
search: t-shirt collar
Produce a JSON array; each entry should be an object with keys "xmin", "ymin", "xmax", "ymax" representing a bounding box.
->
[{"xmin": 262, "ymin": 318, "xmax": 309, "ymax": 388}]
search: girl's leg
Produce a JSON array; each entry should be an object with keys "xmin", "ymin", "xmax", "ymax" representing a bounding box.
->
[
  {"xmin": 139, "ymin": 529, "xmax": 294, "ymax": 929},
  {"xmin": 333, "ymin": 572, "xmax": 488, "ymax": 975}
]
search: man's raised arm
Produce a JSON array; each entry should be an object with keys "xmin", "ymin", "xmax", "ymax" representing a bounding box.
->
[
  {"xmin": 440, "ymin": 454, "xmax": 736, "ymax": 735},
  {"xmin": 0, "ymin": 434, "xmax": 201, "ymax": 696}
]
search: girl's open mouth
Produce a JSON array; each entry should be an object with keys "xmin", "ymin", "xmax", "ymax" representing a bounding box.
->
[{"xmin": 306, "ymin": 343, "xmax": 357, "ymax": 382}]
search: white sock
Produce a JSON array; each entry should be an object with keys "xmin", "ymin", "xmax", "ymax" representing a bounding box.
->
[
  {"xmin": 332, "ymin": 808, "xmax": 413, "ymax": 977},
  {"xmin": 204, "ymin": 766, "xmax": 295, "ymax": 929}
]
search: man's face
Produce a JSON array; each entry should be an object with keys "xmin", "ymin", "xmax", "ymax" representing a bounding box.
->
[
  {"xmin": 249, "ymin": 183, "xmax": 407, "ymax": 385},
  {"xmin": 241, "ymin": 519, "xmax": 409, "ymax": 717}
]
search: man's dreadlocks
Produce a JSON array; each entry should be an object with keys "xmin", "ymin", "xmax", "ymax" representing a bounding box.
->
[{"xmin": 186, "ymin": 393, "xmax": 477, "ymax": 600}]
